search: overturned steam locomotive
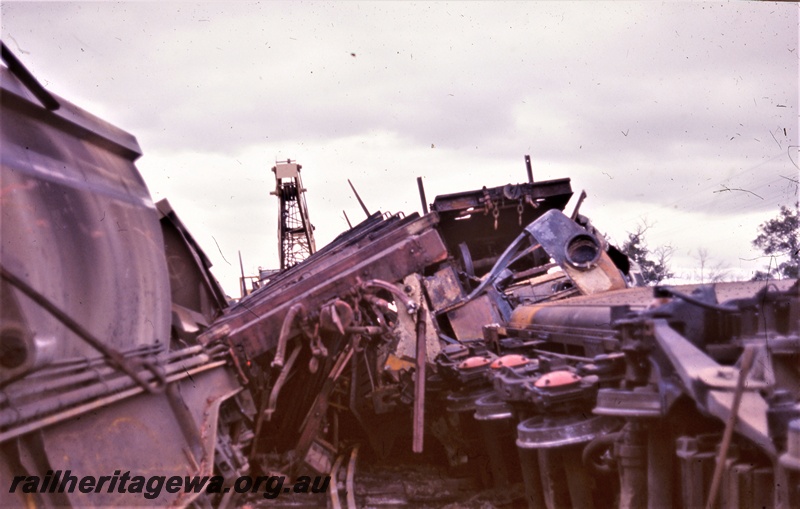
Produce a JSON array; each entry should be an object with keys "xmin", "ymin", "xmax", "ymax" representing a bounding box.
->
[{"xmin": 1, "ymin": 43, "xmax": 799, "ymax": 508}]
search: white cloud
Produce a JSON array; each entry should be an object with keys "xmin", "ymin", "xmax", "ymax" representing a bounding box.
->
[{"xmin": 2, "ymin": 1, "xmax": 797, "ymax": 296}]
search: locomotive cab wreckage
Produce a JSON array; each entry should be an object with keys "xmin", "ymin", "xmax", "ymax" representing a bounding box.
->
[{"xmin": 1, "ymin": 43, "xmax": 799, "ymax": 508}]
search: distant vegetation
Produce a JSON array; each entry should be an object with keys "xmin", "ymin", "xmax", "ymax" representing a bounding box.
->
[
  {"xmin": 751, "ymin": 203, "xmax": 799, "ymax": 280},
  {"xmin": 620, "ymin": 220, "xmax": 674, "ymax": 285},
  {"xmin": 620, "ymin": 204, "xmax": 799, "ymax": 285}
]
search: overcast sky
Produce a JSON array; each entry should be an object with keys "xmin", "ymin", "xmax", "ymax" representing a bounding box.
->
[{"xmin": 2, "ymin": 1, "xmax": 798, "ymax": 296}]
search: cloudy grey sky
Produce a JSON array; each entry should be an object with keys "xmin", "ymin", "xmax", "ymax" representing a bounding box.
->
[{"xmin": 2, "ymin": 1, "xmax": 797, "ymax": 296}]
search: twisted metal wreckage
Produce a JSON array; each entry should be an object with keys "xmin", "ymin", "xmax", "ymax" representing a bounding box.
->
[{"xmin": 1, "ymin": 43, "xmax": 799, "ymax": 508}]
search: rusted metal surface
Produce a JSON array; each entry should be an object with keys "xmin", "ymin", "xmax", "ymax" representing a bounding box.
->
[
  {"xmin": 424, "ymin": 265, "xmax": 466, "ymax": 310},
  {"xmin": 201, "ymin": 212, "xmax": 448, "ymax": 359},
  {"xmin": 524, "ymin": 209, "xmax": 628, "ymax": 295},
  {"xmin": 413, "ymin": 308, "xmax": 427, "ymax": 453},
  {"xmin": 158, "ymin": 198, "xmax": 228, "ymax": 331},
  {"xmin": 392, "ymin": 274, "xmax": 440, "ymax": 361},
  {"xmin": 431, "ymin": 178, "xmax": 573, "ymax": 279},
  {"xmin": 1, "ymin": 49, "xmax": 243, "ymax": 509},
  {"xmin": 0, "ymin": 65, "xmax": 171, "ymax": 378},
  {"xmin": 448, "ymin": 291, "xmax": 512, "ymax": 341},
  {"xmin": 4, "ymin": 45, "xmax": 800, "ymax": 509}
]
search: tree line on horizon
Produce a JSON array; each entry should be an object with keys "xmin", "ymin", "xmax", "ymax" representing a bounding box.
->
[{"xmin": 618, "ymin": 203, "xmax": 799, "ymax": 285}]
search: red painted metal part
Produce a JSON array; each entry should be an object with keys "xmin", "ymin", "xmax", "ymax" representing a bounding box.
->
[
  {"xmin": 534, "ymin": 370, "xmax": 581, "ymax": 388},
  {"xmin": 458, "ymin": 356, "xmax": 493, "ymax": 370},
  {"xmin": 491, "ymin": 354, "xmax": 531, "ymax": 370}
]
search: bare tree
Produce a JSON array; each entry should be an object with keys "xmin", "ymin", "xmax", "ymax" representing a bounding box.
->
[
  {"xmin": 694, "ymin": 247, "xmax": 729, "ymax": 283},
  {"xmin": 621, "ymin": 220, "xmax": 674, "ymax": 285}
]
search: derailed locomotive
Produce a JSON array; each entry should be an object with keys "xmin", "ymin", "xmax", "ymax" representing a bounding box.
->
[{"xmin": 1, "ymin": 43, "xmax": 799, "ymax": 508}]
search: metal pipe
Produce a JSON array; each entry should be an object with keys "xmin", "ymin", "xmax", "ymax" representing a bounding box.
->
[
  {"xmin": 417, "ymin": 176, "xmax": 429, "ymax": 214},
  {"xmin": 0, "ymin": 360, "xmax": 228, "ymax": 443},
  {"xmin": 0, "ymin": 265, "xmax": 163, "ymax": 393},
  {"xmin": 705, "ymin": 345, "xmax": 756, "ymax": 509},
  {"xmin": 348, "ymin": 335, "xmax": 366, "ymax": 430},
  {"xmin": 510, "ymin": 305, "xmax": 614, "ymax": 331},
  {"xmin": 570, "ymin": 190, "xmax": 588, "ymax": 221},
  {"xmin": 264, "ymin": 345, "xmax": 301, "ymax": 422},
  {"xmin": 285, "ymin": 346, "xmax": 352, "ymax": 472},
  {"xmin": 413, "ymin": 307, "xmax": 427, "ymax": 453},
  {"xmin": 465, "ymin": 228, "xmax": 530, "ymax": 300},
  {"xmin": 348, "ymin": 179, "xmax": 371, "ymax": 217},
  {"xmin": 272, "ymin": 303, "xmax": 305, "ymax": 368},
  {"xmin": 0, "ymin": 42, "xmax": 60, "ymax": 110},
  {"xmin": 26, "ymin": 343, "xmax": 163, "ymax": 375},
  {"xmin": 329, "ymin": 453, "xmax": 346, "ymax": 509},
  {"xmin": 582, "ymin": 431, "xmax": 621, "ymax": 477},
  {"xmin": 362, "ymin": 347, "xmax": 375, "ymax": 391},
  {"xmin": 512, "ymin": 262, "xmax": 558, "ymax": 281},
  {"xmin": 344, "ymin": 326, "xmax": 383, "ymax": 336},
  {"xmin": 12, "ymin": 344, "xmax": 193, "ymax": 399},
  {"xmin": 226, "ymin": 345, "xmax": 250, "ymax": 385},
  {"xmin": 333, "ymin": 407, "xmax": 339, "ymax": 450},
  {"xmin": 509, "ymin": 243, "xmax": 542, "ymax": 267},
  {"xmin": 361, "ymin": 294, "xmax": 394, "ymax": 316},
  {"xmin": 0, "ymin": 353, "xmax": 209, "ymax": 428},
  {"xmin": 239, "ymin": 251, "xmax": 247, "ymax": 298},
  {"xmin": 11, "ymin": 364, "xmax": 114, "ymax": 399},
  {"xmin": 361, "ymin": 279, "xmax": 418, "ymax": 315},
  {"xmin": 346, "ymin": 445, "xmax": 360, "ymax": 508},
  {"xmin": 531, "ymin": 349, "xmax": 595, "ymax": 363},
  {"xmin": 525, "ymin": 154, "xmax": 534, "ymax": 183},
  {"xmin": 617, "ymin": 422, "xmax": 647, "ymax": 509}
]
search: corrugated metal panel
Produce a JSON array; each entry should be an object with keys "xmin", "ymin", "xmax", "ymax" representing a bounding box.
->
[{"xmin": 0, "ymin": 66, "xmax": 171, "ymax": 368}]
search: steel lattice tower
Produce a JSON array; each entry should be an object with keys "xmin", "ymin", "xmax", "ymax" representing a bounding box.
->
[{"xmin": 271, "ymin": 161, "xmax": 316, "ymax": 270}]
